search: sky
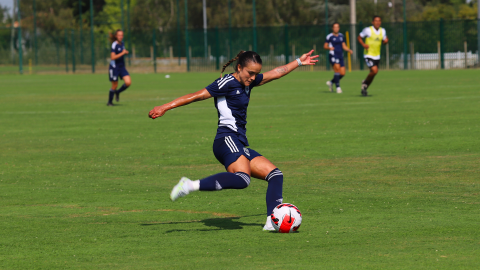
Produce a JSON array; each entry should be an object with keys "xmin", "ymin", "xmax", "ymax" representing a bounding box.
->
[{"xmin": 0, "ymin": 0, "xmax": 12, "ymax": 15}]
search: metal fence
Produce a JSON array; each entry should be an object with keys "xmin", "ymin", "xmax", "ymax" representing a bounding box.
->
[{"xmin": 1, "ymin": 19, "xmax": 479, "ymax": 74}]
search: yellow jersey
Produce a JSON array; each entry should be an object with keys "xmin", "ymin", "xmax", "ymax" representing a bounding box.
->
[{"xmin": 359, "ymin": 26, "xmax": 387, "ymax": 60}]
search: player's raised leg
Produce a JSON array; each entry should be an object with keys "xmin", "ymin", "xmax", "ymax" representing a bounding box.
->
[{"xmin": 170, "ymin": 155, "xmax": 251, "ymax": 201}]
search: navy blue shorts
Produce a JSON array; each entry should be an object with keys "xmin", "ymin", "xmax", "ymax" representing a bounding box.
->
[
  {"xmin": 329, "ymin": 54, "xmax": 345, "ymax": 67},
  {"xmin": 213, "ymin": 135, "xmax": 262, "ymax": 170},
  {"xmin": 109, "ymin": 66, "xmax": 129, "ymax": 82}
]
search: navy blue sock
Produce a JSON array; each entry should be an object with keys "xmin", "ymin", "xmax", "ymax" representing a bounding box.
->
[
  {"xmin": 339, "ymin": 74, "xmax": 344, "ymax": 81},
  {"xmin": 116, "ymin": 84, "xmax": 129, "ymax": 94},
  {"xmin": 265, "ymin": 168, "xmax": 283, "ymax": 216},
  {"xmin": 108, "ymin": 89, "xmax": 115, "ymax": 103},
  {"xmin": 333, "ymin": 73, "xmax": 341, "ymax": 87},
  {"xmin": 199, "ymin": 172, "xmax": 250, "ymax": 191}
]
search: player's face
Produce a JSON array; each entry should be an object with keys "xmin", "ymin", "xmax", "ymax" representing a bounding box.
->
[
  {"xmin": 372, "ymin": 17, "xmax": 382, "ymax": 29},
  {"xmin": 116, "ymin": 31, "xmax": 124, "ymax": 42},
  {"xmin": 237, "ymin": 62, "xmax": 262, "ymax": 86},
  {"xmin": 332, "ymin": 24, "xmax": 340, "ymax": 34}
]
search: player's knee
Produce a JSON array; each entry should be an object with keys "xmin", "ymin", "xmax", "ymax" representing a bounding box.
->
[
  {"xmin": 125, "ymin": 81, "xmax": 132, "ymax": 87},
  {"xmin": 234, "ymin": 172, "xmax": 250, "ymax": 189}
]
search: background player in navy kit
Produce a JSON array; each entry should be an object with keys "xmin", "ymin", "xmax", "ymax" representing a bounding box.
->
[
  {"xmin": 149, "ymin": 50, "xmax": 318, "ymax": 231},
  {"xmin": 324, "ymin": 23, "xmax": 353, "ymax": 94},
  {"xmin": 107, "ymin": 29, "xmax": 132, "ymax": 106}
]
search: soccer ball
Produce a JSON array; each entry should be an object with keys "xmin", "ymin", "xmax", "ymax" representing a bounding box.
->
[{"xmin": 270, "ymin": 203, "xmax": 302, "ymax": 233}]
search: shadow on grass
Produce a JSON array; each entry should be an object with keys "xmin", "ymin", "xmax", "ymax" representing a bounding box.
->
[{"xmin": 140, "ymin": 214, "xmax": 264, "ymax": 232}]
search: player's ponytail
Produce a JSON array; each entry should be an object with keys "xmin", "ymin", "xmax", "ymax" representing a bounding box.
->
[
  {"xmin": 220, "ymin": 50, "xmax": 263, "ymax": 78},
  {"xmin": 220, "ymin": 50, "xmax": 245, "ymax": 77},
  {"xmin": 109, "ymin": 29, "xmax": 122, "ymax": 44}
]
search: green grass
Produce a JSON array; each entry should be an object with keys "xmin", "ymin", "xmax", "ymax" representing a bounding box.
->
[{"xmin": 1, "ymin": 69, "xmax": 479, "ymax": 269}]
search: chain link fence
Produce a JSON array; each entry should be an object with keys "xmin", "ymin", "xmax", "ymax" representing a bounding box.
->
[{"xmin": 1, "ymin": 19, "xmax": 479, "ymax": 74}]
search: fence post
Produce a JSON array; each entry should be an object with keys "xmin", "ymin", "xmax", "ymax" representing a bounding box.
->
[
  {"xmin": 215, "ymin": 27, "xmax": 220, "ymax": 70},
  {"xmin": 437, "ymin": 41, "xmax": 441, "ymax": 69},
  {"xmin": 79, "ymin": 0, "xmax": 84, "ymax": 64},
  {"xmin": 252, "ymin": 0, "xmax": 257, "ymax": 52},
  {"xmin": 440, "ymin": 18, "xmax": 444, "ymax": 69},
  {"xmin": 56, "ymin": 33, "xmax": 60, "ymax": 66},
  {"xmin": 104, "ymin": 35, "xmax": 107, "ymax": 66},
  {"xmin": 403, "ymin": 22, "xmax": 408, "ymax": 70},
  {"xmin": 127, "ymin": 0, "xmax": 131, "ymax": 66},
  {"xmin": 386, "ymin": 43, "xmax": 389, "ymax": 70},
  {"xmin": 17, "ymin": 0, "xmax": 23, "ymax": 74},
  {"xmin": 65, "ymin": 29, "xmax": 69, "ymax": 73},
  {"xmin": 33, "ymin": 0, "xmax": 38, "ymax": 66},
  {"xmin": 464, "ymin": 41, "xmax": 467, "ymax": 68},
  {"xmin": 153, "ymin": 29, "xmax": 157, "ymax": 73},
  {"xmin": 176, "ymin": 0, "xmax": 181, "ymax": 65},
  {"xmin": 72, "ymin": 30, "xmax": 76, "ymax": 73},
  {"xmin": 284, "ymin": 24, "xmax": 289, "ymax": 65},
  {"xmin": 410, "ymin": 42, "xmax": 414, "ymax": 70},
  {"xmin": 359, "ymin": 22, "xmax": 363, "ymax": 70},
  {"xmin": 90, "ymin": 0, "xmax": 95, "ymax": 73},
  {"xmin": 185, "ymin": 0, "xmax": 190, "ymax": 72}
]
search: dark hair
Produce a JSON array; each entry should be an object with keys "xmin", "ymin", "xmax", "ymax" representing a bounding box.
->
[
  {"xmin": 109, "ymin": 29, "xmax": 123, "ymax": 43},
  {"xmin": 220, "ymin": 50, "xmax": 262, "ymax": 77},
  {"xmin": 332, "ymin": 22, "xmax": 340, "ymax": 28},
  {"xmin": 372, "ymin": 15, "xmax": 381, "ymax": 21}
]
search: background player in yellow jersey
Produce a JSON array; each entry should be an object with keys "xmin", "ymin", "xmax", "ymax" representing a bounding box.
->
[{"xmin": 357, "ymin": 16, "xmax": 389, "ymax": 96}]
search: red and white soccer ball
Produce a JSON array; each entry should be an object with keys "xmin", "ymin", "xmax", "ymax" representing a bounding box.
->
[{"xmin": 270, "ymin": 203, "xmax": 302, "ymax": 233}]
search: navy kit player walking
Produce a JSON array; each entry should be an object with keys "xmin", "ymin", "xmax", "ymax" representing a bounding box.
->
[
  {"xmin": 149, "ymin": 50, "xmax": 318, "ymax": 231},
  {"xmin": 324, "ymin": 23, "xmax": 353, "ymax": 94},
  {"xmin": 107, "ymin": 29, "xmax": 132, "ymax": 106}
]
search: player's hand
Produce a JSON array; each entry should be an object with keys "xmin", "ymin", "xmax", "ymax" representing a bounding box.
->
[
  {"xmin": 329, "ymin": 47, "xmax": 335, "ymax": 51},
  {"xmin": 362, "ymin": 44, "xmax": 369, "ymax": 49},
  {"xmin": 299, "ymin": 50, "xmax": 319, "ymax": 66},
  {"xmin": 349, "ymin": 49, "xmax": 353, "ymax": 54},
  {"xmin": 383, "ymin": 37, "xmax": 389, "ymax": 44},
  {"xmin": 149, "ymin": 106, "xmax": 167, "ymax": 119},
  {"xmin": 123, "ymin": 50, "xmax": 129, "ymax": 55}
]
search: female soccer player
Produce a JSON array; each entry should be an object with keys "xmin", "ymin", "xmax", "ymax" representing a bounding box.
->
[
  {"xmin": 107, "ymin": 29, "xmax": 131, "ymax": 106},
  {"xmin": 357, "ymin": 16, "xmax": 388, "ymax": 96},
  {"xmin": 149, "ymin": 50, "xmax": 318, "ymax": 230},
  {"xmin": 324, "ymin": 23, "xmax": 353, "ymax": 94}
]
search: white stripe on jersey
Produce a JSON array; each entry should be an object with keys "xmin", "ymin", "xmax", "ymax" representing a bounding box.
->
[
  {"xmin": 112, "ymin": 41, "xmax": 118, "ymax": 50},
  {"xmin": 225, "ymin": 136, "xmax": 238, "ymax": 153},
  {"xmin": 216, "ymin": 96, "xmax": 238, "ymax": 132},
  {"xmin": 218, "ymin": 74, "xmax": 231, "ymax": 85},
  {"xmin": 218, "ymin": 78, "xmax": 234, "ymax": 89},
  {"xmin": 226, "ymin": 136, "xmax": 239, "ymax": 152}
]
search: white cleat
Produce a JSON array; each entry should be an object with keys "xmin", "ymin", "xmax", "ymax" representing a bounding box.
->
[
  {"xmin": 263, "ymin": 215, "xmax": 276, "ymax": 231},
  {"xmin": 336, "ymin": 87, "xmax": 343, "ymax": 94},
  {"xmin": 170, "ymin": 177, "xmax": 192, "ymax": 201},
  {"xmin": 326, "ymin": 81, "xmax": 333, "ymax": 92}
]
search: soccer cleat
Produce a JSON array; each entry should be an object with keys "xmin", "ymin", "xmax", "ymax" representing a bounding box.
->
[
  {"xmin": 336, "ymin": 87, "xmax": 342, "ymax": 94},
  {"xmin": 263, "ymin": 215, "xmax": 275, "ymax": 231},
  {"xmin": 326, "ymin": 81, "xmax": 333, "ymax": 92},
  {"xmin": 115, "ymin": 92, "xmax": 120, "ymax": 102},
  {"xmin": 170, "ymin": 177, "xmax": 192, "ymax": 201},
  {"xmin": 107, "ymin": 103, "xmax": 114, "ymax": 106},
  {"xmin": 361, "ymin": 83, "xmax": 368, "ymax": 96}
]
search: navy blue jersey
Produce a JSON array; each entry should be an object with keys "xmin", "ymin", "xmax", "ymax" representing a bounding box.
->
[
  {"xmin": 206, "ymin": 73, "xmax": 264, "ymax": 146},
  {"xmin": 110, "ymin": 41, "xmax": 125, "ymax": 68},
  {"xmin": 325, "ymin": 33, "xmax": 345, "ymax": 57}
]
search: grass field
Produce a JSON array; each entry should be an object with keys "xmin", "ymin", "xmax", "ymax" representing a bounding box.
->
[{"xmin": 1, "ymin": 69, "xmax": 479, "ymax": 269}]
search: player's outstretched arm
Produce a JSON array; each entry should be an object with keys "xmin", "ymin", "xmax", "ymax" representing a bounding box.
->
[
  {"xmin": 149, "ymin": 89, "xmax": 212, "ymax": 119},
  {"xmin": 258, "ymin": 50, "xmax": 318, "ymax": 86}
]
